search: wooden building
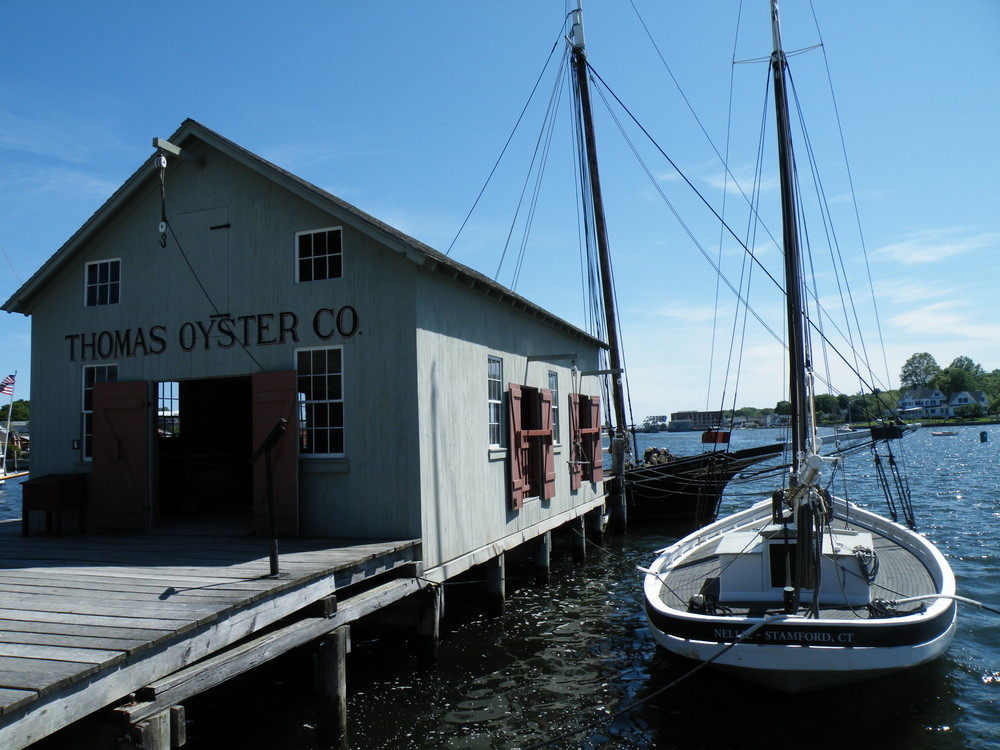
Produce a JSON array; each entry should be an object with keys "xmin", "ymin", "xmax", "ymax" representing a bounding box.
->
[{"xmin": 3, "ymin": 119, "xmax": 609, "ymax": 578}]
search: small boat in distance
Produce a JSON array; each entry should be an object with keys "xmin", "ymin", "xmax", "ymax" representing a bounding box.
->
[
  {"xmin": 642, "ymin": 1, "xmax": 956, "ymax": 691},
  {"xmin": 932, "ymin": 431, "xmax": 958, "ymax": 436}
]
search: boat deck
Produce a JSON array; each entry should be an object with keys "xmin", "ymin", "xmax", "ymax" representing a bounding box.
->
[
  {"xmin": 657, "ymin": 518, "xmax": 938, "ymax": 620},
  {"xmin": 0, "ymin": 519, "xmax": 422, "ymax": 748}
]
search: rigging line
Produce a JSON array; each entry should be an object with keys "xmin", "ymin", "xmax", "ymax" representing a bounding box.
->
[
  {"xmin": 589, "ymin": 75, "xmax": 787, "ymax": 351},
  {"xmin": 445, "ymin": 24, "xmax": 565, "ymax": 258},
  {"xmin": 521, "ymin": 610, "xmax": 791, "ymax": 750},
  {"xmin": 0, "ymin": 239, "xmax": 22, "ymax": 285},
  {"xmin": 784, "ymin": 42, "xmax": 887, "ymax": 405},
  {"xmin": 625, "ymin": 0, "xmax": 782, "ymax": 263},
  {"xmin": 786, "ymin": 68, "xmax": 876, "ymax": 400},
  {"xmin": 586, "ymin": 62, "xmax": 788, "ymax": 305},
  {"xmin": 496, "ymin": 45, "xmax": 571, "ymax": 286},
  {"xmin": 710, "ymin": 2, "xmax": 749, "ymax": 418},
  {"xmin": 570, "ymin": 64, "xmax": 604, "ymax": 340},
  {"xmin": 165, "ymin": 223, "xmax": 266, "ymax": 372},
  {"xmin": 510, "ymin": 49, "xmax": 570, "ymax": 289},
  {"xmin": 808, "ymin": 1, "xmax": 892, "ymax": 392},
  {"xmin": 735, "ymin": 44, "xmax": 822, "ymax": 65}
]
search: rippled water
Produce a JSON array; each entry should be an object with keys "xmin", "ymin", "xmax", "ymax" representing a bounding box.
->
[
  {"xmin": 12, "ymin": 428, "xmax": 1000, "ymax": 748},
  {"xmin": 339, "ymin": 426, "xmax": 1000, "ymax": 749}
]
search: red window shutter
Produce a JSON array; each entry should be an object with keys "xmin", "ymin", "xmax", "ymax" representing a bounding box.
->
[
  {"xmin": 568, "ymin": 392, "xmax": 582, "ymax": 491},
  {"xmin": 508, "ymin": 383, "xmax": 526, "ymax": 510},
  {"xmin": 539, "ymin": 388, "xmax": 556, "ymax": 500},
  {"xmin": 587, "ymin": 395, "xmax": 604, "ymax": 483}
]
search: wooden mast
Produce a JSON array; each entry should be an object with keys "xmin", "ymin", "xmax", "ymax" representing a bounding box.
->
[
  {"xmin": 570, "ymin": 1, "xmax": 628, "ymax": 529},
  {"xmin": 769, "ymin": 0, "xmax": 810, "ymax": 483}
]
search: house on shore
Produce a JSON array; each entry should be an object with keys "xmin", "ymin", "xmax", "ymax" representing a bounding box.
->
[
  {"xmin": 898, "ymin": 387, "xmax": 989, "ymax": 420},
  {"xmin": 897, "ymin": 387, "xmax": 948, "ymax": 420},
  {"xmin": 3, "ymin": 119, "xmax": 609, "ymax": 578}
]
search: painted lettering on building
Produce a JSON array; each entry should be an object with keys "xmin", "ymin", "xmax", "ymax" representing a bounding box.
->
[{"xmin": 64, "ymin": 307, "xmax": 359, "ymax": 362}]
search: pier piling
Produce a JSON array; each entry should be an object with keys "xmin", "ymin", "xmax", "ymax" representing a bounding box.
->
[
  {"xmin": 572, "ymin": 516, "xmax": 587, "ymax": 563},
  {"xmin": 535, "ymin": 531, "xmax": 552, "ymax": 585},
  {"xmin": 486, "ymin": 553, "xmax": 506, "ymax": 616},
  {"xmin": 315, "ymin": 626, "xmax": 350, "ymax": 746},
  {"xmin": 416, "ymin": 584, "xmax": 444, "ymax": 668}
]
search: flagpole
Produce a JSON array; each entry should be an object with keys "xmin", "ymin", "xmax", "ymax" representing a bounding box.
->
[{"xmin": 1, "ymin": 371, "xmax": 15, "ymax": 477}]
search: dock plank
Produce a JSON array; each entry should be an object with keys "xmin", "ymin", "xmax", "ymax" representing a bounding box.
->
[{"xmin": 0, "ymin": 521, "xmax": 421, "ymax": 749}]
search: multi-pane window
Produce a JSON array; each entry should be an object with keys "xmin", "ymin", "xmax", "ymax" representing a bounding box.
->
[
  {"xmin": 488, "ymin": 356, "xmax": 503, "ymax": 447},
  {"xmin": 548, "ymin": 370, "xmax": 560, "ymax": 443},
  {"xmin": 297, "ymin": 347, "xmax": 345, "ymax": 456},
  {"xmin": 158, "ymin": 381, "xmax": 180, "ymax": 438},
  {"xmin": 84, "ymin": 259, "xmax": 121, "ymax": 306},
  {"xmin": 296, "ymin": 227, "xmax": 343, "ymax": 282},
  {"xmin": 82, "ymin": 364, "xmax": 118, "ymax": 459}
]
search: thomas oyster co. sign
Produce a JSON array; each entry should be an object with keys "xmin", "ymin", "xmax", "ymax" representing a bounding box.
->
[{"xmin": 65, "ymin": 305, "xmax": 359, "ymax": 362}]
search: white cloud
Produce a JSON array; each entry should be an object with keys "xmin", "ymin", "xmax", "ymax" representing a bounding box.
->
[
  {"xmin": 889, "ymin": 300, "xmax": 1000, "ymax": 341},
  {"xmin": 874, "ymin": 229, "xmax": 1000, "ymax": 264}
]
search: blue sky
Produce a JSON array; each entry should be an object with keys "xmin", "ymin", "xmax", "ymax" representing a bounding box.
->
[{"xmin": 1, "ymin": 1, "xmax": 998, "ymax": 420}]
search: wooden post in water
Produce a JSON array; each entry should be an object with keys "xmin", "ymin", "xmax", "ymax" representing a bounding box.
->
[
  {"xmin": 535, "ymin": 531, "xmax": 552, "ymax": 585},
  {"xmin": 572, "ymin": 516, "xmax": 587, "ymax": 564},
  {"xmin": 315, "ymin": 626, "xmax": 350, "ymax": 746},
  {"xmin": 129, "ymin": 710, "xmax": 170, "ymax": 750},
  {"xmin": 416, "ymin": 584, "xmax": 443, "ymax": 668},
  {"xmin": 486, "ymin": 552, "xmax": 506, "ymax": 617},
  {"xmin": 585, "ymin": 506, "xmax": 605, "ymax": 547}
]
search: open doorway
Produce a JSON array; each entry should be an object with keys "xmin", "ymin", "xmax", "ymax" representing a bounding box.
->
[{"xmin": 157, "ymin": 376, "xmax": 254, "ymax": 527}]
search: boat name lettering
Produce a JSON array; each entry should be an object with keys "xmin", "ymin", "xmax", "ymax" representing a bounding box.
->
[
  {"xmin": 64, "ymin": 306, "xmax": 360, "ymax": 362},
  {"xmin": 712, "ymin": 628, "xmax": 854, "ymax": 644}
]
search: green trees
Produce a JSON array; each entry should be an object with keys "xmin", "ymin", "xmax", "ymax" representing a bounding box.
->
[
  {"xmin": 0, "ymin": 400, "xmax": 29, "ymax": 422},
  {"xmin": 898, "ymin": 352, "xmax": 996, "ymax": 416},
  {"xmin": 899, "ymin": 352, "xmax": 940, "ymax": 388}
]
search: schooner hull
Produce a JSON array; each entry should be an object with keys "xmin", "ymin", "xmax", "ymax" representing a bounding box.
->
[{"xmin": 626, "ymin": 442, "xmax": 784, "ymax": 526}]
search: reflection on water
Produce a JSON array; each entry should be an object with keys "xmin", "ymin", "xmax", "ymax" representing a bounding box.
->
[{"xmin": 14, "ymin": 429, "xmax": 1000, "ymax": 748}]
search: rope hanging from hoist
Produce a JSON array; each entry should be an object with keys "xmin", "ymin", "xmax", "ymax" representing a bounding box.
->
[{"xmin": 157, "ymin": 152, "xmax": 168, "ymax": 248}]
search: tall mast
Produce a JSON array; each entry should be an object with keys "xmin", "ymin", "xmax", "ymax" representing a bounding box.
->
[
  {"xmin": 570, "ymin": 2, "xmax": 627, "ymax": 444},
  {"xmin": 570, "ymin": 0, "xmax": 628, "ymax": 529},
  {"xmin": 769, "ymin": 0, "xmax": 810, "ymax": 481}
]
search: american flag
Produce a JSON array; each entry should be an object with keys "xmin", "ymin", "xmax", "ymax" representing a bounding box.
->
[{"xmin": 0, "ymin": 374, "xmax": 14, "ymax": 396}]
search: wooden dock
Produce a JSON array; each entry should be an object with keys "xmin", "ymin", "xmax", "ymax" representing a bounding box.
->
[{"xmin": 0, "ymin": 519, "xmax": 422, "ymax": 748}]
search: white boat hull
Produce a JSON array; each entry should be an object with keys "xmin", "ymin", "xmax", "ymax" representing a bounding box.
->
[{"xmin": 643, "ymin": 499, "xmax": 957, "ymax": 692}]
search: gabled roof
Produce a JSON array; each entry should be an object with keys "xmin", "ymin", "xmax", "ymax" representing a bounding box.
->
[
  {"xmin": 901, "ymin": 386, "xmax": 943, "ymax": 399},
  {"xmin": 948, "ymin": 390, "xmax": 987, "ymax": 403},
  {"xmin": 3, "ymin": 119, "xmax": 604, "ymax": 348}
]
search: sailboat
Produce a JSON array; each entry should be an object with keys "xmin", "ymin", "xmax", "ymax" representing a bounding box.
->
[
  {"xmin": 567, "ymin": 2, "xmax": 785, "ymax": 531},
  {"xmin": 641, "ymin": 2, "xmax": 957, "ymax": 690}
]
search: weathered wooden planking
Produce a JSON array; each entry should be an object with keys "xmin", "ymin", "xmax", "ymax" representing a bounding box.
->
[
  {"xmin": 0, "ymin": 568, "xmax": 278, "ymax": 595},
  {"xmin": 116, "ymin": 577, "xmax": 424, "ymax": 723},
  {"xmin": 0, "ymin": 655, "xmax": 105, "ymax": 692},
  {"xmin": 0, "ymin": 618, "xmax": 174, "ymax": 641},
  {"xmin": 0, "ymin": 630, "xmax": 149, "ymax": 652},
  {"xmin": 0, "ymin": 525, "xmax": 421, "ymax": 749},
  {"xmin": 0, "ymin": 609, "xmax": 192, "ymax": 631},
  {"xmin": 0, "ymin": 688, "xmax": 35, "ymax": 718}
]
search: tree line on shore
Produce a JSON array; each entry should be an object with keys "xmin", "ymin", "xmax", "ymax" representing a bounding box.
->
[{"xmin": 724, "ymin": 353, "xmax": 998, "ymax": 424}]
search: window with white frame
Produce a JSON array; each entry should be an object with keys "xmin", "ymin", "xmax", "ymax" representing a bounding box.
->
[
  {"xmin": 488, "ymin": 355, "xmax": 503, "ymax": 447},
  {"xmin": 296, "ymin": 227, "xmax": 343, "ymax": 282},
  {"xmin": 296, "ymin": 346, "xmax": 345, "ymax": 456},
  {"xmin": 548, "ymin": 370, "xmax": 560, "ymax": 443},
  {"xmin": 158, "ymin": 381, "xmax": 180, "ymax": 438},
  {"xmin": 82, "ymin": 364, "xmax": 118, "ymax": 459},
  {"xmin": 84, "ymin": 259, "xmax": 121, "ymax": 306}
]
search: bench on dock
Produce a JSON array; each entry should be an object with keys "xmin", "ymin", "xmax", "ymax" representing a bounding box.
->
[{"xmin": 21, "ymin": 473, "xmax": 86, "ymax": 537}]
